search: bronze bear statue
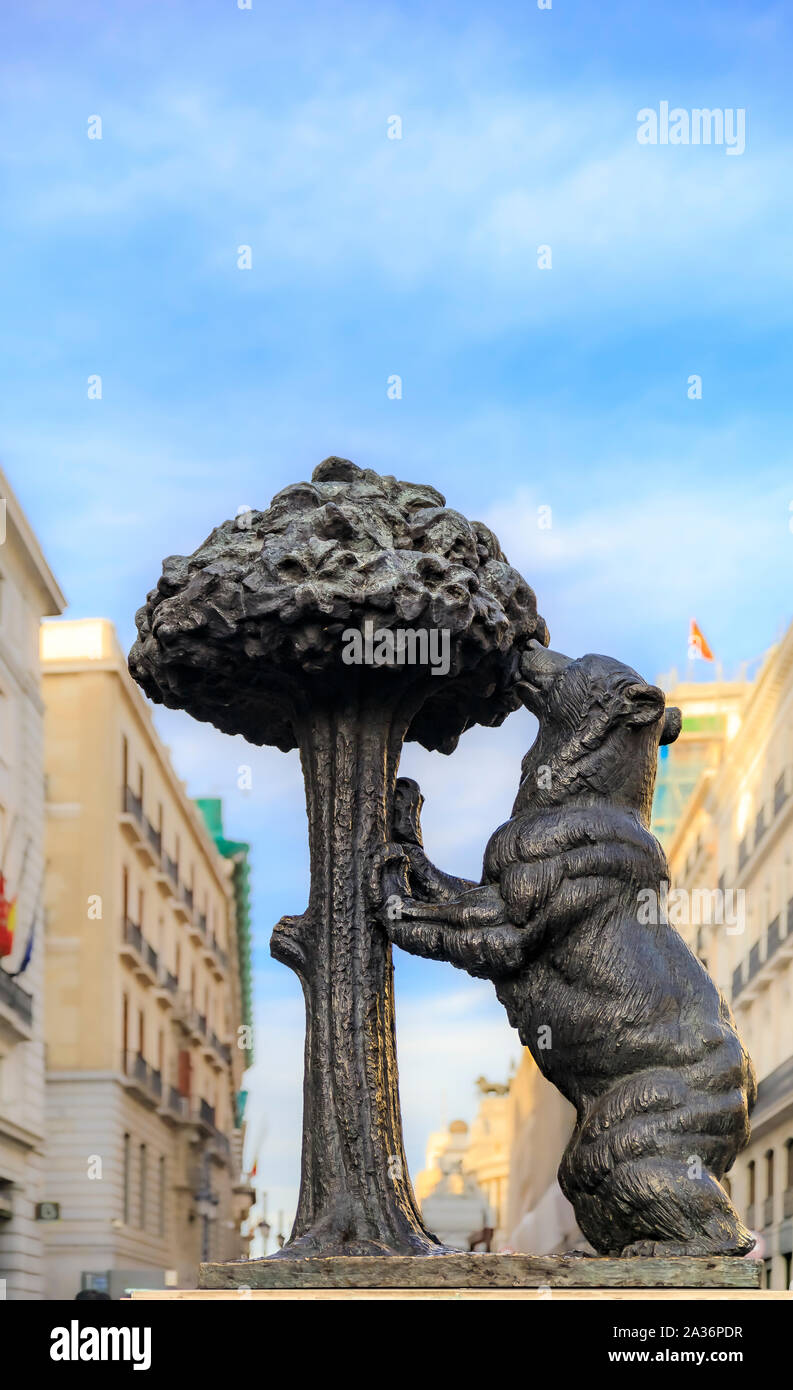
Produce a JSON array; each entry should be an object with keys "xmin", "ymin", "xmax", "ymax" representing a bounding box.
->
[{"xmin": 378, "ymin": 640, "xmax": 756, "ymax": 1257}]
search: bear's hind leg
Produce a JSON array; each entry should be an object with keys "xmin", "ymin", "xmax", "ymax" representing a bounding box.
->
[{"xmin": 608, "ymin": 1157, "xmax": 754, "ymax": 1257}]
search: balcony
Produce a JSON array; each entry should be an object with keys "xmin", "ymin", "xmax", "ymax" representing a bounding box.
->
[
  {"xmin": 784, "ymin": 1188, "xmax": 793, "ymax": 1219},
  {"xmin": 153, "ymin": 966, "xmax": 178, "ymax": 1009},
  {"xmin": 734, "ymin": 917, "xmax": 793, "ymax": 1011},
  {"xmin": 120, "ymin": 916, "xmax": 143, "ymax": 966},
  {"xmin": 188, "ymin": 910, "xmax": 205, "ymax": 945},
  {"xmin": 191, "ymin": 1097, "xmax": 217, "ymax": 1135},
  {"xmin": 159, "ymin": 1084, "xmax": 188, "ymax": 1126},
  {"xmin": 210, "ymin": 937, "xmax": 229, "ymax": 980},
  {"xmin": 174, "ymin": 881, "xmax": 192, "ymax": 924},
  {"xmin": 0, "ymin": 966, "xmax": 34, "ymax": 1040},
  {"xmin": 209, "ymin": 1129, "xmax": 232, "ymax": 1167},
  {"xmin": 211, "ymin": 1031, "xmax": 232, "ymax": 1067},
  {"xmin": 120, "ymin": 786, "xmax": 144, "ymax": 844},
  {"xmin": 136, "ymin": 815, "xmax": 163, "ymax": 869},
  {"xmin": 174, "ymin": 994, "xmax": 205, "ymax": 1046},
  {"xmin": 153, "ymin": 851, "xmax": 178, "ymax": 899},
  {"xmin": 120, "ymin": 1051, "xmax": 161, "ymax": 1107},
  {"xmin": 137, "ymin": 940, "xmax": 159, "ymax": 986}
]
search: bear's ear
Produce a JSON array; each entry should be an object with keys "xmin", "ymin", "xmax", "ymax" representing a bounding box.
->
[
  {"xmin": 660, "ymin": 706, "xmax": 682, "ymax": 745},
  {"xmin": 623, "ymin": 683, "xmax": 665, "ymax": 728}
]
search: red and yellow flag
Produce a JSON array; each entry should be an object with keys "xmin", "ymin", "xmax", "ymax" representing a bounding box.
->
[
  {"xmin": 688, "ymin": 619, "xmax": 714, "ymax": 662},
  {"xmin": 0, "ymin": 873, "xmax": 17, "ymax": 958}
]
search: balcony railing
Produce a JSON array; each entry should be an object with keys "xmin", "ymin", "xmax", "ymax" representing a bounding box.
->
[
  {"xmin": 211, "ymin": 937, "xmax": 229, "ymax": 972},
  {"xmin": 738, "ymin": 836, "xmax": 749, "ymax": 871},
  {"xmin": 748, "ymin": 942, "xmax": 762, "ymax": 981},
  {"xmin": 145, "ymin": 818, "xmax": 162, "ymax": 855},
  {"xmin": 166, "ymin": 1085, "xmax": 185, "ymax": 1116},
  {"xmin": 145, "ymin": 943, "xmax": 158, "ymax": 974},
  {"xmin": 0, "ymin": 967, "xmax": 33, "ymax": 1027},
  {"xmin": 163, "ymin": 853, "xmax": 179, "ymax": 887},
  {"xmin": 746, "ymin": 1202, "xmax": 755, "ymax": 1229},
  {"xmin": 211, "ymin": 1032, "xmax": 232, "ymax": 1066},
  {"xmin": 755, "ymin": 808, "xmax": 767, "ymax": 847},
  {"xmin": 767, "ymin": 915, "xmax": 782, "ymax": 961},
  {"xmin": 197, "ymin": 913, "xmax": 208, "ymax": 937},
  {"xmin": 197, "ymin": 1012, "xmax": 207, "ymax": 1037},
  {"xmin": 123, "ymin": 786, "xmax": 143, "ymax": 823},
  {"xmin": 123, "ymin": 917, "xmax": 143, "ymax": 955},
  {"xmin": 183, "ymin": 886, "xmax": 194, "ymax": 912},
  {"xmin": 150, "ymin": 1067, "xmax": 163, "ymax": 1100},
  {"xmin": 783, "ymin": 1188, "xmax": 793, "ymax": 1219},
  {"xmin": 775, "ymin": 773, "xmax": 788, "ymax": 816},
  {"xmin": 732, "ymin": 963, "xmax": 744, "ymax": 1000},
  {"xmin": 200, "ymin": 1098, "xmax": 216, "ymax": 1127}
]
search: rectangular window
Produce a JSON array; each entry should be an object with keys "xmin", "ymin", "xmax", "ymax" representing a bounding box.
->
[
  {"xmin": 139, "ymin": 1143, "xmax": 147, "ymax": 1229},
  {"xmin": 158, "ymin": 1156, "xmax": 166, "ymax": 1238},
  {"xmin": 123, "ymin": 1133, "xmax": 131, "ymax": 1224}
]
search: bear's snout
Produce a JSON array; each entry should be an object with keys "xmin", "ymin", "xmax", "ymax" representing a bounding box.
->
[{"xmin": 518, "ymin": 641, "xmax": 573, "ymax": 710}]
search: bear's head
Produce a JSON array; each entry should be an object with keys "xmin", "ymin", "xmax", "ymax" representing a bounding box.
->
[{"xmin": 514, "ymin": 640, "xmax": 681, "ymax": 823}]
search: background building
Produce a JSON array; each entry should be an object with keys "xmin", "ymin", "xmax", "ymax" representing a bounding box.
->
[
  {"xmin": 502, "ymin": 1052, "xmax": 582, "ymax": 1255},
  {"xmin": 663, "ymin": 631, "xmax": 793, "ymax": 1291},
  {"xmin": 40, "ymin": 618, "xmax": 253, "ymax": 1299},
  {"xmin": 414, "ymin": 1078, "xmax": 511, "ymax": 1250},
  {"xmin": 0, "ymin": 466, "xmax": 65, "ymax": 1299}
]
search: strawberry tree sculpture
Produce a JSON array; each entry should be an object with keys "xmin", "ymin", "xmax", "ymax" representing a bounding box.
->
[{"xmin": 129, "ymin": 456, "xmax": 547, "ymax": 1258}]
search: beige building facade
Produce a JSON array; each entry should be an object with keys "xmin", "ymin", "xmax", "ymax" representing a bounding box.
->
[
  {"xmin": 664, "ymin": 631, "xmax": 793, "ymax": 1291},
  {"xmin": 0, "ymin": 467, "xmax": 65, "ymax": 1299},
  {"xmin": 414, "ymin": 1079, "xmax": 512, "ymax": 1250},
  {"xmin": 40, "ymin": 618, "xmax": 252, "ymax": 1299}
]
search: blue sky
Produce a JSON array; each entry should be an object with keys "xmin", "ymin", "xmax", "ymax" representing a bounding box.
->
[{"xmin": 2, "ymin": 0, "xmax": 792, "ymax": 1236}]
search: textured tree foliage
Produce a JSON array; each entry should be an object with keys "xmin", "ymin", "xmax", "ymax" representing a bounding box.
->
[
  {"xmin": 129, "ymin": 456, "xmax": 548, "ymax": 752},
  {"xmin": 129, "ymin": 457, "xmax": 548, "ymax": 1259}
]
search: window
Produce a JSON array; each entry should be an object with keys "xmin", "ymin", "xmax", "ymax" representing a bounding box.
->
[
  {"xmin": 123, "ymin": 1133, "xmax": 131, "ymax": 1224},
  {"xmin": 766, "ymin": 1149, "xmax": 775, "ymax": 1198},
  {"xmin": 121, "ymin": 734, "xmax": 128, "ymax": 803},
  {"xmin": 786, "ymin": 1139, "xmax": 793, "ymax": 1191},
  {"xmin": 139, "ymin": 1144, "xmax": 147, "ymax": 1229},
  {"xmin": 158, "ymin": 1156, "xmax": 166, "ymax": 1238},
  {"xmin": 747, "ymin": 1159, "xmax": 756, "ymax": 1206}
]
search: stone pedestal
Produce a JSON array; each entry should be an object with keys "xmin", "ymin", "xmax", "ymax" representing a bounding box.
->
[{"xmin": 197, "ymin": 1253, "xmax": 761, "ymax": 1292}]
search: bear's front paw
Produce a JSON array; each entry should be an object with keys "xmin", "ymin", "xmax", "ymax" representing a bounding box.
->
[{"xmin": 369, "ymin": 843, "xmax": 410, "ymax": 910}]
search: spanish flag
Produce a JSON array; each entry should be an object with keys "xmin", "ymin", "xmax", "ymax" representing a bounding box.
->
[
  {"xmin": 0, "ymin": 873, "xmax": 17, "ymax": 958},
  {"xmin": 688, "ymin": 619, "xmax": 714, "ymax": 662}
]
